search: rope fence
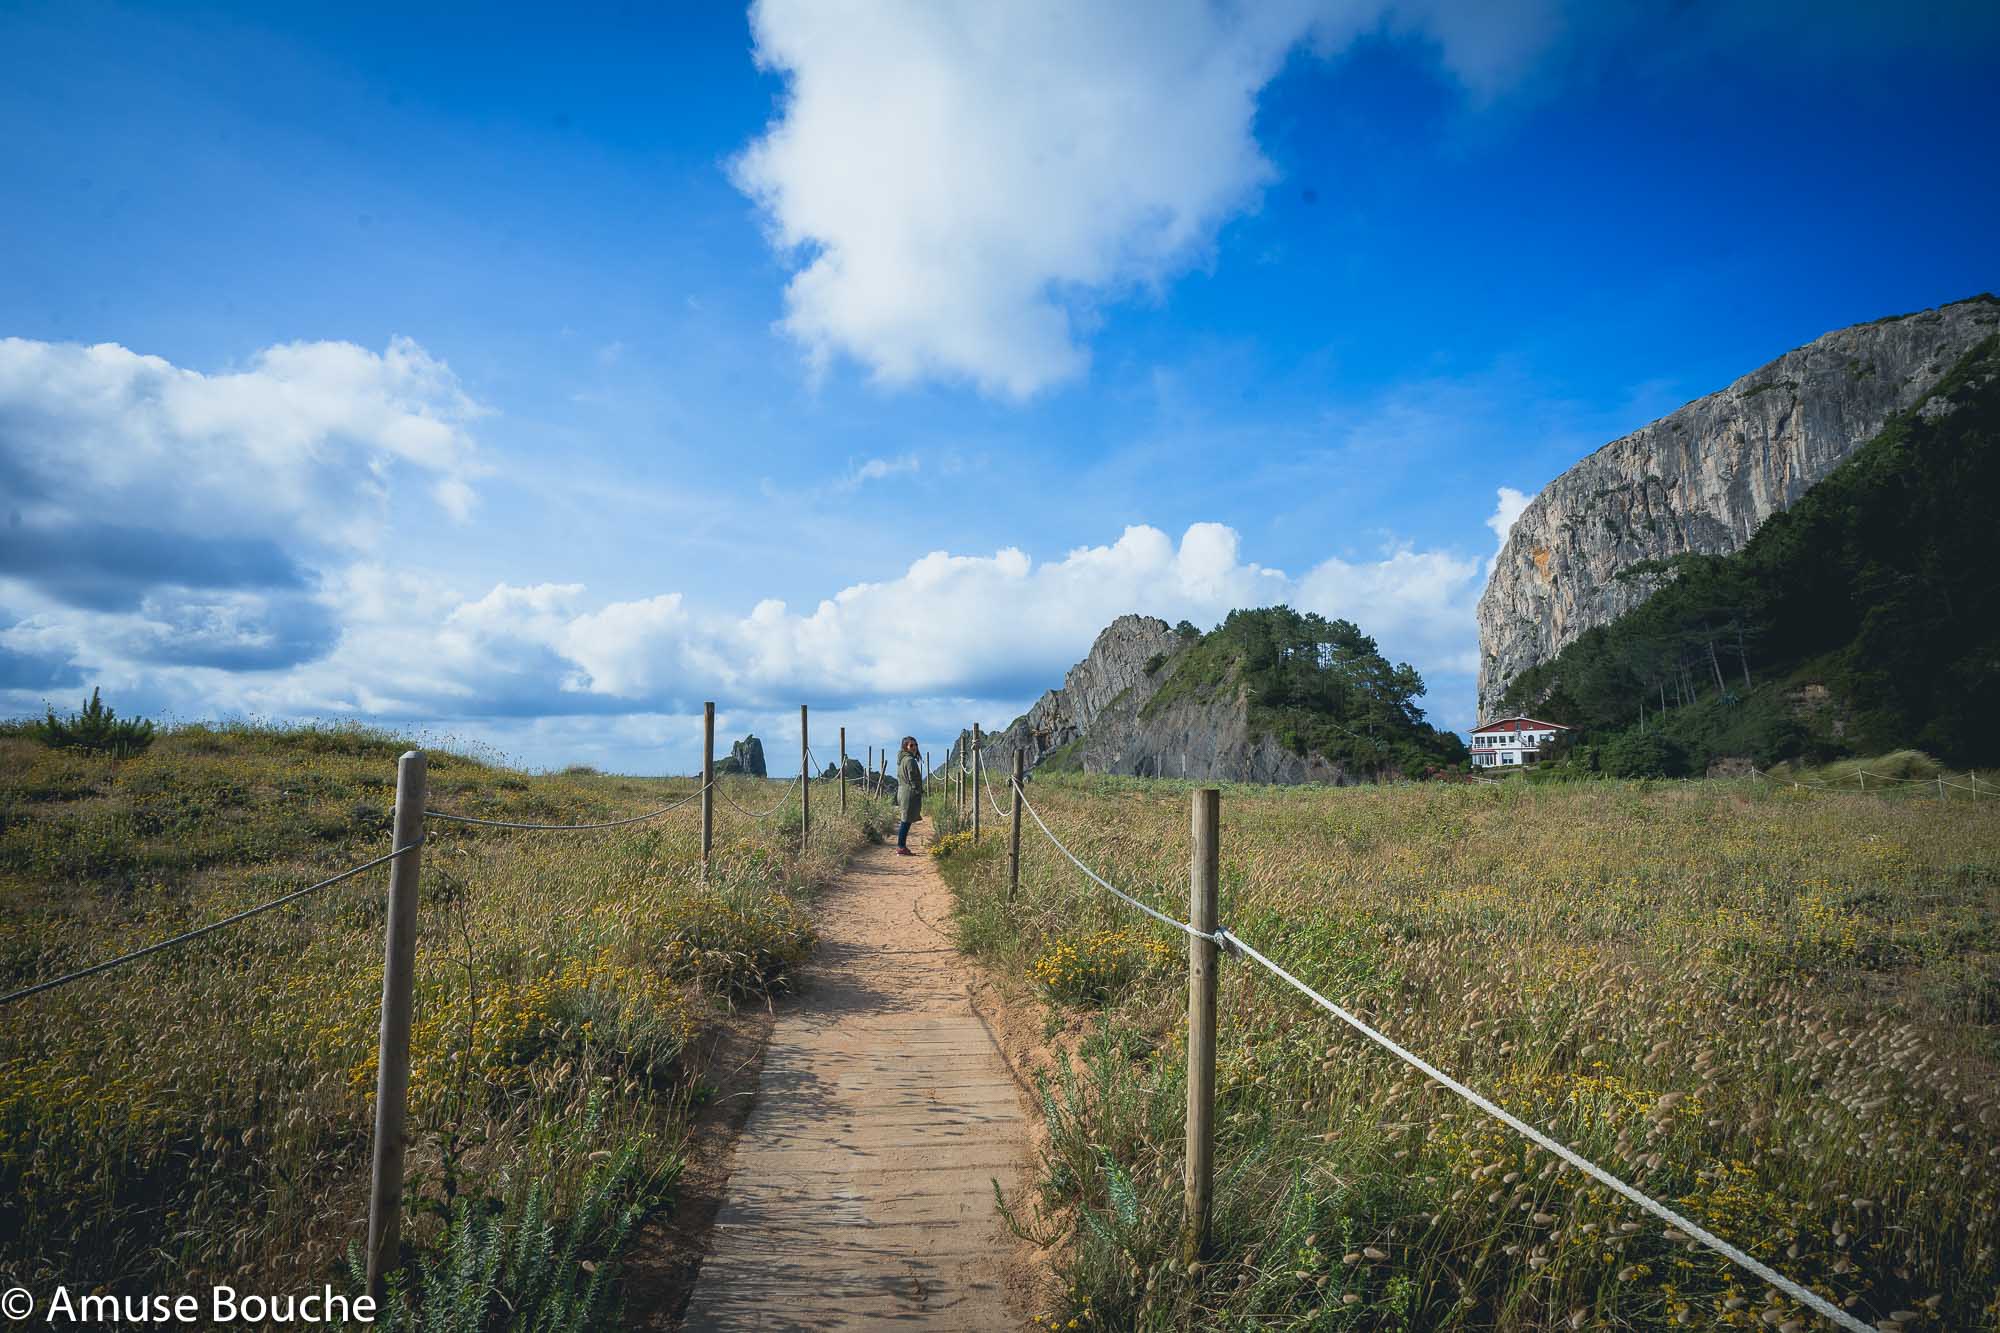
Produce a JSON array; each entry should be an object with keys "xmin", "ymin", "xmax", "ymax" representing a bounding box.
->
[
  {"xmin": 975, "ymin": 741, "xmax": 1876, "ymax": 1332},
  {"xmin": 0, "ymin": 840, "xmax": 427, "ymax": 1008},
  {"xmin": 981, "ymin": 757, "xmax": 1015, "ymax": 819},
  {"xmin": 425, "ymin": 781, "xmax": 711, "ymax": 829},
  {"xmin": 13, "ymin": 699, "xmax": 1955, "ymax": 1325},
  {"xmin": 716, "ymin": 774, "xmax": 802, "ymax": 820},
  {"xmin": 6, "ymin": 699, "xmax": 910, "ymax": 1301},
  {"xmin": 1749, "ymin": 765, "xmax": 1993, "ymax": 798}
]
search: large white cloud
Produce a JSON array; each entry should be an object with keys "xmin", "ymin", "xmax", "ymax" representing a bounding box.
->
[
  {"xmin": 332, "ymin": 521, "xmax": 1482, "ymax": 720},
  {"xmin": 733, "ymin": 0, "xmax": 1558, "ymax": 397},
  {"xmin": 0, "ymin": 334, "xmax": 485, "ymax": 685},
  {"xmin": 0, "ymin": 335, "xmax": 484, "ymax": 547},
  {"xmin": 0, "ymin": 333, "xmax": 1500, "ymax": 753}
]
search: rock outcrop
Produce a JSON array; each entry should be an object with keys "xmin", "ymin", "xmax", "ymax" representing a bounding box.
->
[
  {"xmin": 1476, "ymin": 295, "xmax": 1999, "ymax": 719},
  {"xmin": 716, "ymin": 735, "xmax": 767, "ymax": 778},
  {"xmin": 970, "ymin": 614, "xmax": 1185, "ymax": 773},
  {"xmin": 946, "ymin": 614, "xmax": 1379, "ymax": 787},
  {"xmin": 820, "ymin": 756, "xmax": 898, "ymax": 799}
]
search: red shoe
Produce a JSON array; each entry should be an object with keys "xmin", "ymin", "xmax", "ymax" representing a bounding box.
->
[{"xmin": 896, "ymin": 846, "xmax": 915, "ymax": 856}]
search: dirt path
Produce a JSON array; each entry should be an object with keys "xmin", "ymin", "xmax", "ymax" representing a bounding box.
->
[{"xmin": 678, "ymin": 827, "xmax": 1032, "ymax": 1331}]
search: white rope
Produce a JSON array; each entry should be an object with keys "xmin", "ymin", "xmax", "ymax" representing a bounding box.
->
[
  {"xmin": 426, "ymin": 780, "xmax": 710, "ymax": 830},
  {"xmin": 807, "ymin": 747, "xmax": 845, "ymax": 786},
  {"xmin": 717, "ymin": 775, "xmax": 800, "ymax": 820},
  {"xmin": 1012, "ymin": 783, "xmax": 1213, "ymax": 944},
  {"xmin": 980, "ymin": 758, "xmax": 1014, "ymax": 818},
  {"xmin": 1751, "ymin": 765, "xmax": 1993, "ymax": 797},
  {"xmin": 1005, "ymin": 775, "xmax": 1869, "ymax": 1327},
  {"xmin": 1215, "ymin": 927, "xmax": 1871, "ymax": 1332},
  {"xmin": 1, "ymin": 840, "xmax": 426, "ymax": 1006}
]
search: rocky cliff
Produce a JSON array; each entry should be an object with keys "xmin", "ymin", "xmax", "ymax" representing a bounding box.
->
[
  {"xmin": 1476, "ymin": 295, "xmax": 2000, "ymax": 719},
  {"xmin": 715, "ymin": 734, "xmax": 767, "ymax": 777},
  {"xmin": 946, "ymin": 612, "xmax": 1411, "ymax": 788},
  {"xmin": 944, "ymin": 615, "xmax": 1181, "ymax": 781}
]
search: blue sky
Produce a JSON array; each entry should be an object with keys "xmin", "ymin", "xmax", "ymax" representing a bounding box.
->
[{"xmin": 3, "ymin": 0, "xmax": 1995, "ymax": 774}]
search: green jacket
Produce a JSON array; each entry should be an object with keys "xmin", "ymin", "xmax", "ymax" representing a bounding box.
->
[{"xmin": 896, "ymin": 751, "xmax": 923, "ymax": 821}]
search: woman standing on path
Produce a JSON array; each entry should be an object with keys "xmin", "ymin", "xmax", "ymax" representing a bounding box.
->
[{"xmin": 895, "ymin": 736, "xmax": 923, "ymax": 855}]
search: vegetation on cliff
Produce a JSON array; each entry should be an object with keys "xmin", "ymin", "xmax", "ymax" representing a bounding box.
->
[
  {"xmin": 1144, "ymin": 607, "xmax": 1467, "ymax": 776},
  {"xmin": 1499, "ymin": 333, "xmax": 2000, "ymax": 774}
]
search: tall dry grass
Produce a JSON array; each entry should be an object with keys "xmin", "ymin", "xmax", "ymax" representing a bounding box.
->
[
  {"xmin": 934, "ymin": 772, "xmax": 2000, "ymax": 1331},
  {"xmin": 0, "ymin": 722, "xmax": 889, "ymax": 1318}
]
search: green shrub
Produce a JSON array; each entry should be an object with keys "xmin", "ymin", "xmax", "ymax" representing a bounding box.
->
[
  {"xmin": 663, "ymin": 889, "xmax": 816, "ymax": 998},
  {"xmin": 356, "ymin": 1134, "xmax": 669, "ymax": 1333},
  {"xmin": 31, "ymin": 689, "xmax": 155, "ymax": 757},
  {"xmin": 1030, "ymin": 929, "xmax": 1172, "ymax": 1006}
]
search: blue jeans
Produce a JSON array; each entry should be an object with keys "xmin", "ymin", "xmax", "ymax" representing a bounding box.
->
[{"xmin": 897, "ymin": 819, "xmax": 911, "ymax": 848}]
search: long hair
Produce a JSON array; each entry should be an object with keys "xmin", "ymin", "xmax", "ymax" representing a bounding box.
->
[{"xmin": 901, "ymin": 735, "xmax": 919, "ymax": 754}]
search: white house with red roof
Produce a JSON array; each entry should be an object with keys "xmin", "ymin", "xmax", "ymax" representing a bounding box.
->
[{"xmin": 1469, "ymin": 716, "xmax": 1570, "ymax": 768}]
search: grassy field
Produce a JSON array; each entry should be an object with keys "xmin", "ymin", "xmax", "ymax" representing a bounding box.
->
[
  {"xmin": 929, "ymin": 770, "xmax": 2000, "ymax": 1331},
  {"xmin": 0, "ymin": 722, "xmax": 888, "ymax": 1325}
]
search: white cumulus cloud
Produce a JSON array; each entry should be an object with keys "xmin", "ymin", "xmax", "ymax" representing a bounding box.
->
[
  {"xmin": 0, "ymin": 334, "xmax": 485, "ymax": 550},
  {"xmin": 733, "ymin": 0, "xmax": 1559, "ymax": 397},
  {"xmin": 409, "ymin": 520, "xmax": 1480, "ymax": 714},
  {"xmin": 0, "ymin": 335, "xmax": 487, "ymax": 685},
  {"xmin": 1484, "ymin": 484, "xmax": 1532, "ymax": 561}
]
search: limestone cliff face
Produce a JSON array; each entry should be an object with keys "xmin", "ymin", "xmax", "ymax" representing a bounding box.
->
[
  {"xmin": 1058, "ymin": 684, "xmax": 1361, "ymax": 784},
  {"xmin": 948, "ymin": 614, "xmax": 1182, "ymax": 778},
  {"xmin": 1476, "ymin": 296, "xmax": 2000, "ymax": 718},
  {"xmin": 948, "ymin": 614, "xmax": 1371, "ymax": 788}
]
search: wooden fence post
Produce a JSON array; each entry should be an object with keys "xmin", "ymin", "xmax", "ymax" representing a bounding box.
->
[
  {"xmin": 701, "ymin": 703, "xmax": 714, "ymax": 879},
  {"xmin": 800, "ymin": 705, "xmax": 810, "ymax": 852},
  {"xmin": 1007, "ymin": 748, "xmax": 1024, "ymax": 901},
  {"xmin": 1183, "ymin": 787, "xmax": 1220, "ymax": 1267},
  {"xmin": 367, "ymin": 750, "xmax": 427, "ymax": 1297},
  {"xmin": 839, "ymin": 726, "xmax": 848, "ymax": 814},
  {"xmin": 972, "ymin": 724, "xmax": 982, "ymax": 843},
  {"xmin": 867, "ymin": 745, "xmax": 873, "ymax": 797}
]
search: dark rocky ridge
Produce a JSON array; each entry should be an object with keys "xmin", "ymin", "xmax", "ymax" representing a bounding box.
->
[{"xmin": 714, "ymin": 735, "xmax": 766, "ymax": 777}]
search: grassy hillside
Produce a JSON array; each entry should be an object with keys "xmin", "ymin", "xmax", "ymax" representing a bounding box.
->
[
  {"xmin": 930, "ymin": 774, "xmax": 1999, "ymax": 1330},
  {"xmin": 0, "ymin": 719, "xmax": 888, "ymax": 1322},
  {"xmin": 1499, "ymin": 330, "xmax": 2000, "ymax": 775},
  {"xmin": 1144, "ymin": 608, "xmax": 1469, "ymax": 777}
]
